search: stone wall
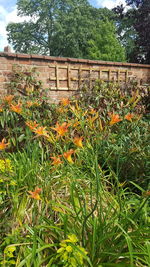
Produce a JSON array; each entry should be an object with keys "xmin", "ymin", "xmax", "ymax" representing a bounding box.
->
[{"xmin": 0, "ymin": 50, "xmax": 150, "ymax": 102}]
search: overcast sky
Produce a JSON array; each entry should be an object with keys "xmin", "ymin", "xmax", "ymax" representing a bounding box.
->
[{"xmin": 0, "ymin": 0, "xmax": 126, "ymax": 51}]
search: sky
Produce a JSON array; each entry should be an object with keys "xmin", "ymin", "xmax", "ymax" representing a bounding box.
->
[{"xmin": 0, "ymin": 0, "xmax": 126, "ymax": 52}]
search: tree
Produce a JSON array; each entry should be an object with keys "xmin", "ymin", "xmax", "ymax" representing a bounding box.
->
[
  {"xmin": 7, "ymin": 0, "xmax": 93, "ymax": 56},
  {"xmin": 86, "ymin": 19, "xmax": 125, "ymax": 62},
  {"xmin": 131, "ymin": 0, "xmax": 150, "ymax": 63},
  {"xmin": 113, "ymin": 0, "xmax": 150, "ymax": 63},
  {"xmin": 7, "ymin": 0, "xmax": 126, "ymax": 61}
]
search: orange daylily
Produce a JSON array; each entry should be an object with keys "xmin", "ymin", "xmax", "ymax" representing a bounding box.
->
[
  {"xmin": 28, "ymin": 187, "xmax": 42, "ymax": 200},
  {"xmin": 26, "ymin": 121, "xmax": 39, "ymax": 131},
  {"xmin": 0, "ymin": 138, "xmax": 9, "ymax": 150},
  {"xmin": 124, "ymin": 113, "xmax": 134, "ymax": 121},
  {"xmin": 33, "ymin": 126, "xmax": 49, "ymax": 137},
  {"xmin": 26, "ymin": 101, "xmax": 40, "ymax": 108},
  {"xmin": 73, "ymin": 136, "xmax": 83, "ymax": 148},
  {"xmin": 63, "ymin": 149, "xmax": 75, "ymax": 163},
  {"xmin": 143, "ymin": 191, "xmax": 150, "ymax": 197},
  {"xmin": 50, "ymin": 156, "xmax": 63, "ymax": 166},
  {"xmin": 51, "ymin": 122, "xmax": 70, "ymax": 137},
  {"xmin": 87, "ymin": 112, "xmax": 99, "ymax": 125},
  {"xmin": 60, "ymin": 98, "xmax": 70, "ymax": 106},
  {"xmin": 26, "ymin": 101, "xmax": 34, "ymax": 108},
  {"xmin": 3, "ymin": 95, "xmax": 14, "ymax": 104},
  {"xmin": 89, "ymin": 108, "xmax": 97, "ymax": 115},
  {"xmin": 73, "ymin": 120, "xmax": 80, "ymax": 128},
  {"xmin": 109, "ymin": 113, "xmax": 122, "ymax": 126},
  {"xmin": 10, "ymin": 103, "xmax": 22, "ymax": 114}
]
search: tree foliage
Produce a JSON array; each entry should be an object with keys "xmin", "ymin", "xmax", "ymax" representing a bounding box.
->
[
  {"xmin": 113, "ymin": 0, "xmax": 150, "ymax": 63},
  {"xmin": 7, "ymin": 0, "xmax": 125, "ymax": 62},
  {"xmin": 86, "ymin": 19, "xmax": 125, "ymax": 62}
]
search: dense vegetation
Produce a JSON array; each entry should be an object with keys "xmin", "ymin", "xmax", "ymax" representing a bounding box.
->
[
  {"xmin": 113, "ymin": 0, "xmax": 150, "ymax": 63},
  {"xmin": 0, "ymin": 68, "xmax": 150, "ymax": 266},
  {"xmin": 6, "ymin": 0, "xmax": 150, "ymax": 63},
  {"xmin": 6, "ymin": 0, "xmax": 125, "ymax": 61}
]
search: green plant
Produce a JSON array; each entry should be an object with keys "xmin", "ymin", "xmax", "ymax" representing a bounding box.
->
[
  {"xmin": 8, "ymin": 64, "xmax": 43, "ymax": 96},
  {"xmin": 0, "ymin": 81, "xmax": 149, "ymax": 267}
]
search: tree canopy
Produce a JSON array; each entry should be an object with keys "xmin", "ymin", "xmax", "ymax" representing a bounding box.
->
[
  {"xmin": 113, "ymin": 0, "xmax": 150, "ymax": 63},
  {"xmin": 7, "ymin": 0, "xmax": 125, "ymax": 62}
]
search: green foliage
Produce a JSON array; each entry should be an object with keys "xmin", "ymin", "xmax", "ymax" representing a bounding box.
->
[
  {"xmin": 0, "ymin": 78, "xmax": 150, "ymax": 266},
  {"xmin": 6, "ymin": 0, "xmax": 126, "ymax": 61},
  {"xmin": 86, "ymin": 20, "xmax": 125, "ymax": 62},
  {"xmin": 113, "ymin": 0, "xmax": 150, "ymax": 63},
  {"xmin": 8, "ymin": 64, "xmax": 43, "ymax": 96}
]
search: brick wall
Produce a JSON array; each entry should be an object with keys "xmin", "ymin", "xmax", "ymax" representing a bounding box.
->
[{"xmin": 0, "ymin": 50, "xmax": 150, "ymax": 102}]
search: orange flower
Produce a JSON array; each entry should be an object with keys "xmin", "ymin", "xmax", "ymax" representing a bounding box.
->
[
  {"xmin": 33, "ymin": 126, "xmax": 49, "ymax": 137},
  {"xmin": 50, "ymin": 156, "xmax": 62, "ymax": 166},
  {"xmin": 124, "ymin": 113, "xmax": 134, "ymax": 121},
  {"xmin": 143, "ymin": 191, "xmax": 150, "ymax": 197},
  {"xmin": 109, "ymin": 113, "xmax": 122, "ymax": 126},
  {"xmin": 26, "ymin": 121, "xmax": 39, "ymax": 131},
  {"xmin": 10, "ymin": 103, "xmax": 22, "ymax": 114},
  {"xmin": 87, "ymin": 112, "xmax": 99, "ymax": 125},
  {"xmin": 0, "ymin": 138, "xmax": 9, "ymax": 150},
  {"xmin": 73, "ymin": 136, "xmax": 83, "ymax": 148},
  {"xmin": 3, "ymin": 95, "xmax": 14, "ymax": 104},
  {"xmin": 51, "ymin": 122, "xmax": 70, "ymax": 137},
  {"xmin": 26, "ymin": 101, "xmax": 34, "ymax": 108},
  {"xmin": 60, "ymin": 98, "xmax": 70, "ymax": 106},
  {"xmin": 26, "ymin": 101, "xmax": 40, "ymax": 108},
  {"xmin": 73, "ymin": 120, "xmax": 80, "ymax": 128},
  {"xmin": 28, "ymin": 187, "xmax": 42, "ymax": 200},
  {"xmin": 63, "ymin": 149, "xmax": 75, "ymax": 163},
  {"xmin": 89, "ymin": 108, "xmax": 97, "ymax": 115}
]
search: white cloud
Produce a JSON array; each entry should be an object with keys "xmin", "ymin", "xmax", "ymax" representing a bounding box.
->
[
  {"xmin": 0, "ymin": 5, "xmax": 28, "ymax": 51},
  {"xmin": 96, "ymin": 0, "xmax": 126, "ymax": 9}
]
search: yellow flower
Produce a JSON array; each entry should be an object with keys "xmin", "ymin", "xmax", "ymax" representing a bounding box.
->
[
  {"xmin": 66, "ymin": 246, "xmax": 73, "ymax": 253},
  {"xmin": 62, "ymin": 251, "xmax": 68, "ymax": 261},
  {"xmin": 26, "ymin": 85, "xmax": 34, "ymax": 93},
  {"xmin": 57, "ymin": 234, "xmax": 88, "ymax": 266},
  {"xmin": 0, "ymin": 159, "xmax": 13, "ymax": 173},
  {"xmin": 65, "ymin": 234, "xmax": 78, "ymax": 243}
]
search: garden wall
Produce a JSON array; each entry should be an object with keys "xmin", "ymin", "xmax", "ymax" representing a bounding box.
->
[{"xmin": 1, "ymin": 48, "xmax": 150, "ymax": 102}]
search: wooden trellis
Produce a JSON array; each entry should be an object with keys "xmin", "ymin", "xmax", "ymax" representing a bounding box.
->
[{"xmin": 48, "ymin": 64, "xmax": 129, "ymax": 90}]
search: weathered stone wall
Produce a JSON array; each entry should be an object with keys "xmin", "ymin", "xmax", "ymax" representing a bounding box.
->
[{"xmin": 0, "ymin": 51, "xmax": 150, "ymax": 102}]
